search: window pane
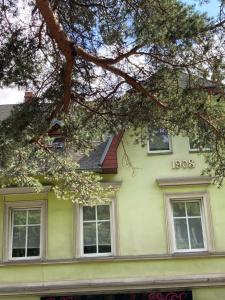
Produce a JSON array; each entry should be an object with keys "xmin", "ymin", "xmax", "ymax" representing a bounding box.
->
[
  {"xmin": 27, "ymin": 226, "xmax": 40, "ymax": 257},
  {"xmin": 13, "ymin": 210, "xmax": 26, "ymax": 225},
  {"xmin": 189, "ymin": 218, "xmax": 204, "ymax": 249},
  {"xmin": 83, "ymin": 206, "xmax": 96, "ymax": 221},
  {"xmin": 98, "ymin": 222, "xmax": 111, "ymax": 245},
  {"xmin": 12, "ymin": 226, "xmax": 26, "ymax": 257},
  {"xmin": 28, "ymin": 210, "xmax": 41, "ymax": 224},
  {"xmin": 98, "ymin": 220, "xmax": 111, "ymax": 253},
  {"xmin": 52, "ymin": 137, "xmax": 65, "ymax": 150},
  {"xmin": 149, "ymin": 129, "xmax": 170, "ymax": 151},
  {"xmin": 12, "ymin": 248, "xmax": 26, "ymax": 257},
  {"xmin": 97, "ymin": 205, "xmax": 110, "ymax": 220},
  {"xmin": 174, "ymin": 219, "xmax": 189, "ymax": 249},
  {"xmin": 83, "ymin": 222, "xmax": 96, "ymax": 254},
  {"xmin": 189, "ymin": 140, "xmax": 196, "ymax": 150},
  {"xmin": 189, "ymin": 139, "xmax": 210, "ymax": 151},
  {"xmin": 172, "ymin": 202, "xmax": 186, "ymax": 217},
  {"xmin": 186, "ymin": 202, "xmax": 200, "ymax": 217},
  {"xmin": 27, "ymin": 247, "xmax": 40, "ymax": 257},
  {"xmin": 99, "ymin": 245, "xmax": 111, "ymax": 253}
]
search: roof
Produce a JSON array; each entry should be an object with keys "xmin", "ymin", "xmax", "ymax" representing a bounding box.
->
[
  {"xmin": 79, "ymin": 133, "xmax": 123, "ymax": 173},
  {"xmin": 179, "ymin": 73, "xmax": 219, "ymax": 89},
  {"xmin": 0, "ymin": 104, "xmax": 122, "ymax": 173},
  {"xmin": 0, "ymin": 104, "xmax": 14, "ymax": 121},
  {"xmin": 78, "ymin": 138, "xmax": 111, "ymax": 172}
]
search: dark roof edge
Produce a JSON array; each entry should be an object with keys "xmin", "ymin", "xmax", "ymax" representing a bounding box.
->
[{"xmin": 99, "ymin": 136, "xmax": 113, "ymax": 166}]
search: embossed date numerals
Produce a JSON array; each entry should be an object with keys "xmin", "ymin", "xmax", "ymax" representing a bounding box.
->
[{"xmin": 172, "ymin": 160, "xmax": 195, "ymax": 169}]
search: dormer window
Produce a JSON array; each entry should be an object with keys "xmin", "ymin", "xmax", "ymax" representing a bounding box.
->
[
  {"xmin": 52, "ymin": 137, "xmax": 65, "ymax": 150},
  {"xmin": 148, "ymin": 128, "xmax": 172, "ymax": 154},
  {"xmin": 189, "ymin": 139, "xmax": 210, "ymax": 152}
]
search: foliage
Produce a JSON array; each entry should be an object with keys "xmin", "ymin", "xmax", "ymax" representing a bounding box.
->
[
  {"xmin": 0, "ymin": 103, "xmax": 114, "ymax": 203},
  {"xmin": 0, "ymin": 0, "xmax": 224, "ymax": 198}
]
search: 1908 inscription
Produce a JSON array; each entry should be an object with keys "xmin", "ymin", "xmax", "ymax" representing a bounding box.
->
[{"xmin": 171, "ymin": 159, "xmax": 195, "ymax": 169}]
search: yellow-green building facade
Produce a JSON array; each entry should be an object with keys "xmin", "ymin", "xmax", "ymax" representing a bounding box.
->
[{"xmin": 0, "ymin": 126, "xmax": 225, "ymax": 300}]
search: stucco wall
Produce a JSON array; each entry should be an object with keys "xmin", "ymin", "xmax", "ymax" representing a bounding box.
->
[
  {"xmin": 0, "ymin": 133, "xmax": 225, "ymax": 298},
  {"xmin": 106, "ymin": 133, "xmax": 225, "ymax": 255}
]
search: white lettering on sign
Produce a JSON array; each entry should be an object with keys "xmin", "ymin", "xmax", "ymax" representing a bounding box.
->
[{"xmin": 172, "ymin": 159, "xmax": 195, "ymax": 169}]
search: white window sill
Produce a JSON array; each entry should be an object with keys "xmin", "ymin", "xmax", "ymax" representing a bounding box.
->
[
  {"xmin": 8, "ymin": 256, "xmax": 41, "ymax": 261},
  {"xmin": 81, "ymin": 253, "xmax": 113, "ymax": 258},
  {"xmin": 148, "ymin": 150, "xmax": 173, "ymax": 155},
  {"xmin": 172, "ymin": 249, "xmax": 207, "ymax": 255},
  {"xmin": 4, "ymin": 258, "xmax": 43, "ymax": 264},
  {"xmin": 189, "ymin": 149, "xmax": 211, "ymax": 153}
]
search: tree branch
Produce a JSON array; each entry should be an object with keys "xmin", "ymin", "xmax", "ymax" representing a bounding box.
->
[
  {"xmin": 36, "ymin": 0, "xmax": 76, "ymax": 114},
  {"xmin": 75, "ymin": 46, "xmax": 168, "ymax": 109},
  {"xmin": 35, "ymin": 0, "xmax": 167, "ymax": 112},
  {"xmin": 98, "ymin": 44, "xmax": 144, "ymax": 65}
]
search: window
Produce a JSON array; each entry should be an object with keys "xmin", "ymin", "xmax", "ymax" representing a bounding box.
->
[
  {"xmin": 189, "ymin": 138, "xmax": 210, "ymax": 152},
  {"xmin": 52, "ymin": 137, "xmax": 65, "ymax": 150},
  {"xmin": 148, "ymin": 128, "xmax": 172, "ymax": 153},
  {"xmin": 4, "ymin": 200, "xmax": 46, "ymax": 261},
  {"xmin": 172, "ymin": 200, "xmax": 205, "ymax": 251},
  {"xmin": 11, "ymin": 208, "xmax": 41, "ymax": 258},
  {"xmin": 80, "ymin": 205, "xmax": 113, "ymax": 256},
  {"xmin": 165, "ymin": 193, "xmax": 213, "ymax": 253}
]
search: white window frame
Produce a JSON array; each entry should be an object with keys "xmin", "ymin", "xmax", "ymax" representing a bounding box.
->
[
  {"xmin": 148, "ymin": 128, "xmax": 172, "ymax": 154},
  {"xmin": 4, "ymin": 200, "xmax": 47, "ymax": 261},
  {"xmin": 77, "ymin": 201, "xmax": 116, "ymax": 258},
  {"xmin": 188, "ymin": 138, "xmax": 210, "ymax": 153},
  {"xmin": 165, "ymin": 192, "xmax": 214, "ymax": 254}
]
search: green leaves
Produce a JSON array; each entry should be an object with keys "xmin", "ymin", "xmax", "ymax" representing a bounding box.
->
[
  {"xmin": 0, "ymin": 0, "xmax": 224, "ymax": 193},
  {"xmin": 0, "ymin": 137, "xmax": 114, "ymax": 205},
  {"xmin": 0, "ymin": 101, "xmax": 114, "ymax": 204}
]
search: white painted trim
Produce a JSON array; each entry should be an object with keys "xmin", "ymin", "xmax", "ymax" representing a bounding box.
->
[
  {"xmin": 111, "ymin": 197, "xmax": 119, "ymax": 256},
  {"xmin": 202, "ymin": 191, "xmax": 215, "ymax": 252},
  {"xmin": 75, "ymin": 203, "xmax": 81, "ymax": 258},
  {"xmin": 3, "ymin": 200, "xmax": 47, "ymax": 262},
  {"xmin": 2, "ymin": 250, "xmax": 225, "ymax": 266},
  {"xmin": 148, "ymin": 131, "xmax": 173, "ymax": 155},
  {"xmin": 189, "ymin": 148, "xmax": 211, "ymax": 153},
  {"xmin": 164, "ymin": 192, "xmax": 214, "ymax": 254},
  {"xmin": 0, "ymin": 183, "xmax": 121, "ymax": 194},
  {"xmin": 78, "ymin": 201, "xmax": 116, "ymax": 258},
  {"xmin": 157, "ymin": 176, "xmax": 212, "ymax": 187},
  {"xmin": 188, "ymin": 138, "xmax": 211, "ymax": 153},
  {"xmin": 2, "ymin": 273, "xmax": 225, "ymax": 295},
  {"xmin": 0, "ymin": 186, "xmax": 51, "ymax": 195},
  {"xmin": 101, "ymin": 181, "xmax": 122, "ymax": 189}
]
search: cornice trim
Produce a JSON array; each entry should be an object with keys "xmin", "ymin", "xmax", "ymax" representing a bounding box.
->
[
  {"xmin": 1, "ymin": 273, "xmax": 225, "ymax": 295},
  {"xmin": 0, "ymin": 183, "xmax": 121, "ymax": 194},
  {"xmin": 2, "ymin": 251, "xmax": 225, "ymax": 266},
  {"xmin": 101, "ymin": 181, "xmax": 122, "ymax": 189},
  {"xmin": 0, "ymin": 186, "xmax": 51, "ymax": 195},
  {"xmin": 156, "ymin": 176, "xmax": 212, "ymax": 187}
]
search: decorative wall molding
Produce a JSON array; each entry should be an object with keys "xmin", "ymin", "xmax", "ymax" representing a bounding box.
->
[
  {"xmin": 0, "ymin": 183, "xmax": 121, "ymax": 195},
  {"xmin": 0, "ymin": 186, "xmax": 51, "ymax": 195},
  {"xmin": 1, "ymin": 273, "xmax": 225, "ymax": 295},
  {"xmin": 156, "ymin": 176, "xmax": 212, "ymax": 187},
  {"xmin": 2, "ymin": 251, "xmax": 225, "ymax": 266},
  {"xmin": 101, "ymin": 181, "xmax": 122, "ymax": 189}
]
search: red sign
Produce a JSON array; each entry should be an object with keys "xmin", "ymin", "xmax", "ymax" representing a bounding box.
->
[
  {"xmin": 41, "ymin": 291, "xmax": 192, "ymax": 300},
  {"xmin": 147, "ymin": 292, "xmax": 191, "ymax": 300}
]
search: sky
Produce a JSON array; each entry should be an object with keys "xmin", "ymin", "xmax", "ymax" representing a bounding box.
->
[
  {"xmin": 0, "ymin": 0, "xmax": 221, "ymax": 105},
  {"xmin": 185, "ymin": 0, "xmax": 221, "ymax": 18}
]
